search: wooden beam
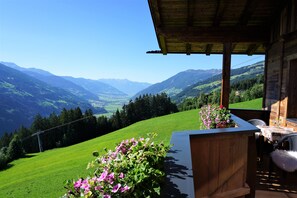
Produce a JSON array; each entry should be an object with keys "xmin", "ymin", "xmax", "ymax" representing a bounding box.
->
[
  {"xmin": 159, "ymin": 35, "xmax": 167, "ymax": 55},
  {"xmin": 187, "ymin": 0, "xmax": 195, "ymax": 26},
  {"xmin": 213, "ymin": 0, "xmax": 229, "ymax": 26},
  {"xmin": 237, "ymin": 0, "xmax": 258, "ymax": 26},
  {"xmin": 156, "ymin": 26, "xmax": 269, "ymax": 43},
  {"xmin": 231, "ymin": 43, "xmax": 236, "ymax": 52},
  {"xmin": 262, "ymin": 51, "xmax": 268, "ymax": 109},
  {"xmin": 246, "ymin": 44, "xmax": 260, "ymax": 56},
  {"xmin": 186, "ymin": 43, "xmax": 191, "ymax": 55},
  {"xmin": 148, "ymin": 0, "xmax": 167, "ymax": 54},
  {"xmin": 146, "ymin": 50, "xmax": 265, "ymax": 55},
  {"xmin": 220, "ymin": 43, "xmax": 231, "ymax": 109},
  {"xmin": 205, "ymin": 44, "xmax": 213, "ymax": 55}
]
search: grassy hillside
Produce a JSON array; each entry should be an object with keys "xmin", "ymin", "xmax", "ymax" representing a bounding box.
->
[
  {"xmin": 0, "ymin": 110, "xmax": 200, "ymax": 198},
  {"xmin": 230, "ymin": 98, "xmax": 262, "ymax": 110},
  {"xmin": 0, "ymin": 98, "xmax": 262, "ymax": 197}
]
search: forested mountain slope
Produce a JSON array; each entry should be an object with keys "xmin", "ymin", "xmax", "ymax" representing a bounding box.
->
[{"xmin": 0, "ymin": 63, "xmax": 105, "ymax": 136}]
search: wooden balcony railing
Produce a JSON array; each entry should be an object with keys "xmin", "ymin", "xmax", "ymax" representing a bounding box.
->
[
  {"xmin": 230, "ymin": 109, "xmax": 270, "ymax": 125},
  {"xmin": 161, "ymin": 114, "xmax": 259, "ymax": 198}
]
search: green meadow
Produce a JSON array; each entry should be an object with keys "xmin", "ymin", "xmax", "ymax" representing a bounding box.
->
[
  {"xmin": 0, "ymin": 98, "xmax": 262, "ymax": 198},
  {"xmin": 229, "ymin": 98, "xmax": 262, "ymax": 109}
]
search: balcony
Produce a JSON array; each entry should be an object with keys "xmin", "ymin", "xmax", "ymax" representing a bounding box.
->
[{"xmin": 161, "ymin": 113, "xmax": 297, "ymax": 198}]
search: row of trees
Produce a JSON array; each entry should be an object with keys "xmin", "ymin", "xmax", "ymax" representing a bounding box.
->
[
  {"xmin": 111, "ymin": 93, "xmax": 178, "ymax": 130},
  {"xmin": 179, "ymin": 75, "xmax": 264, "ymax": 111},
  {"xmin": 0, "ymin": 108, "xmax": 102, "ymax": 154},
  {"xmin": 0, "ymin": 93, "xmax": 178, "ymax": 170}
]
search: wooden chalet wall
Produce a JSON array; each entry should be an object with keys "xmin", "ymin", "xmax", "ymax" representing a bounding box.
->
[{"xmin": 265, "ymin": 0, "xmax": 297, "ymax": 130}]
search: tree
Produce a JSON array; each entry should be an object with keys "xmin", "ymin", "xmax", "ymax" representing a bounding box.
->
[
  {"xmin": 83, "ymin": 109, "xmax": 97, "ymax": 139},
  {"xmin": 0, "ymin": 151, "xmax": 8, "ymax": 170},
  {"xmin": 111, "ymin": 109, "xmax": 122, "ymax": 131},
  {"xmin": 0, "ymin": 132, "xmax": 13, "ymax": 148},
  {"xmin": 7, "ymin": 135, "xmax": 25, "ymax": 162},
  {"xmin": 31, "ymin": 113, "xmax": 48, "ymax": 131},
  {"xmin": 97, "ymin": 116, "xmax": 111, "ymax": 135}
]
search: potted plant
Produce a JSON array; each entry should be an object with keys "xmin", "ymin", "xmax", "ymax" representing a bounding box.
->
[
  {"xmin": 199, "ymin": 104, "xmax": 235, "ymax": 129},
  {"xmin": 62, "ymin": 133, "xmax": 170, "ymax": 198}
]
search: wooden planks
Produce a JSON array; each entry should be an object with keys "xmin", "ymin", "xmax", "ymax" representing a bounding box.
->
[
  {"xmin": 202, "ymin": 185, "xmax": 250, "ymax": 198},
  {"xmin": 265, "ymin": 2, "xmax": 297, "ymax": 127},
  {"xmin": 190, "ymin": 133, "xmax": 250, "ymax": 197},
  {"xmin": 147, "ymin": 0, "xmax": 288, "ymax": 55},
  {"xmin": 288, "ymin": 59, "xmax": 297, "ymax": 118}
]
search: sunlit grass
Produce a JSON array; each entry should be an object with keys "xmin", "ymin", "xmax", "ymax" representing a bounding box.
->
[
  {"xmin": 230, "ymin": 98, "xmax": 262, "ymax": 110},
  {"xmin": 0, "ymin": 109, "xmax": 200, "ymax": 198},
  {"xmin": 0, "ymin": 98, "xmax": 262, "ymax": 197}
]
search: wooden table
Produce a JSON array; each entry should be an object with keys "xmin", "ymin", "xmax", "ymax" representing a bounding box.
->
[{"xmin": 258, "ymin": 126, "xmax": 295, "ymax": 143}]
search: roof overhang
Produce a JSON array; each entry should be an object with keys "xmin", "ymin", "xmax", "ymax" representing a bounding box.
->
[{"xmin": 147, "ymin": 0, "xmax": 289, "ymax": 55}]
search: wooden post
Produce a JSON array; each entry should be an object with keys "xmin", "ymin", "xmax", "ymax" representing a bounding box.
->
[
  {"xmin": 220, "ymin": 43, "xmax": 232, "ymax": 109},
  {"xmin": 262, "ymin": 50, "xmax": 268, "ymax": 109}
]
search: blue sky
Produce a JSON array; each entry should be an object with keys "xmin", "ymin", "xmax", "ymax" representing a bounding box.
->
[{"xmin": 0, "ymin": 0, "xmax": 264, "ymax": 83}]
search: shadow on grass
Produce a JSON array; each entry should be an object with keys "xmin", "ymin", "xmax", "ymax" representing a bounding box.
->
[
  {"xmin": 23, "ymin": 154, "xmax": 36, "ymax": 158},
  {"xmin": 160, "ymin": 149, "xmax": 193, "ymax": 198},
  {"xmin": 0, "ymin": 163, "xmax": 14, "ymax": 172},
  {"xmin": 0, "ymin": 154, "xmax": 36, "ymax": 172}
]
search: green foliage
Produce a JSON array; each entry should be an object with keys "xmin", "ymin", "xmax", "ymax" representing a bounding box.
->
[
  {"xmin": 7, "ymin": 135, "xmax": 25, "ymax": 162},
  {"xmin": 0, "ymin": 149, "xmax": 8, "ymax": 170},
  {"xmin": 0, "ymin": 132, "xmax": 13, "ymax": 148},
  {"xmin": 63, "ymin": 134, "xmax": 170, "ymax": 197},
  {"xmin": 1, "ymin": 94, "xmax": 178, "ymax": 154},
  {"xmin": 200, "ymin": 104, "xmax": 235, "ymax": 129},
  {"xmin": 179, "ymin": 74, "xmax": 264, "ymax": 111},
  {"xmin": 113, "ymin": 93, "xmax": 178, "ymax": 128},
  {"xmin": 229, "ymin": 98, "xmax": 263, "ymax": 110},
  {"xmin": 0, "ymin": 153, "xmax": 7, "ymax": 170},
  {"xmin": 0, "ymin": 110, "xmax": 199, "ymax": 198}
]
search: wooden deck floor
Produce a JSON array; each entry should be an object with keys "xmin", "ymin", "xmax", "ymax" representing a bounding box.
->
[
  {"xmin": 255, "ymin": 154, "xmax": 297, "ymax": 197},
  {"xmin": 256, "ymin": 190, "xmax": 297, "ymax": 198}
]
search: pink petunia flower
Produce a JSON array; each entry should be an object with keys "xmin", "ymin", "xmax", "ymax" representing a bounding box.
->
[
  {"xmin": 94, "ymin": 185, "xmax": 102, "ymax": 191},
  {"xmin": 98, "ymin": 170, "xmax": 108, "ymax": 182},
  {"xmin": 111, "ymin": 183, "xmax": 121, "ymax": 193},
  {"xmin": 119, "ymin": 172, "xmax": 124, "ymax": 179},
  {"xmin": 80, "ymin": 179, "xmax": 90, "ymax": 194},
  {"xmin": 107, "ymin": 172, "xmax": 115, "ymax": 184},
  {"xmin": 120, "ymin": 185, "xmax": 130, "ymax": 193},
  {"xmin": 74, "ymin": 179, "xmax": 82, "ymax": 189}
]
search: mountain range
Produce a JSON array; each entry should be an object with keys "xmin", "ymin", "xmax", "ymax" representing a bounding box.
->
[
  {"xmin": 133, "ymin": 61, "xmax": 264, "ymax": 102},
  {"xmin": 173, "ymin": 61, "xmax": 264, "ymax": 102},
  {"xmin": 0, "ymin": 63, "xmax": 106, "ymax": 135},
  {"xmin": 134, "ymin": 69, "xmax": 221, "ymax": 98},
  {"xmin": 0, "ymin": 60, "xmax": 264, "ymax": 136},
  {"xmin": 98, "ymin": 79, "xmax": 151, "ymax": 96},
  {"xmin": 0, "ymin": 62, "xmax": 151, "ymax": 136}
]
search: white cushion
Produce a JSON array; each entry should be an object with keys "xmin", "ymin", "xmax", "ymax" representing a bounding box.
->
[{"xmin": 271, "ymin": 149, "xmax": 297, "ymax": 172}]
